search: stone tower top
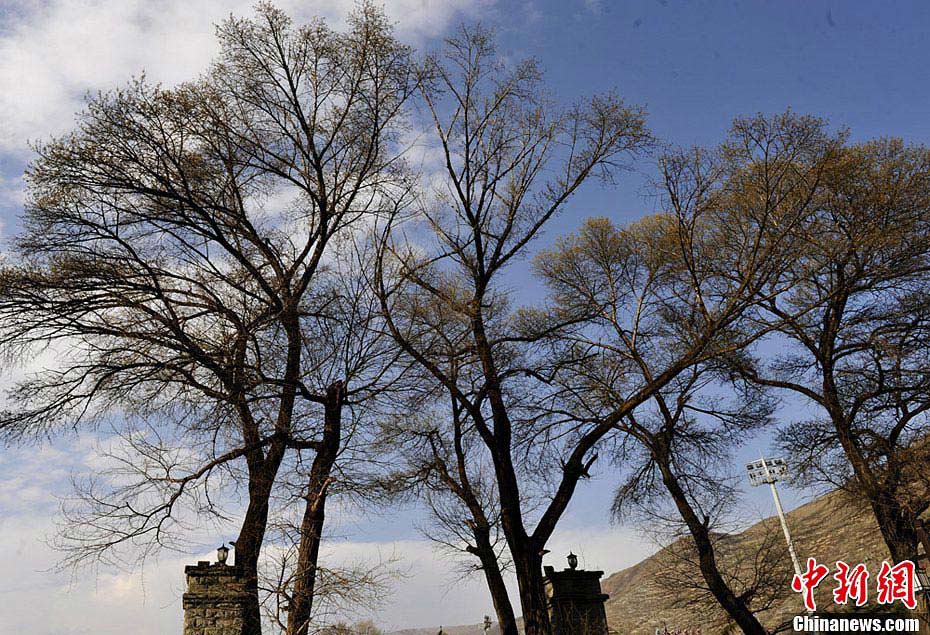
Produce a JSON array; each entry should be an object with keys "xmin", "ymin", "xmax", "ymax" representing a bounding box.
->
[
  {"xmin": 183, "ymin": 561, "xmax": 249, "ymax": 635},
  {"xmin": 544, "ymin": 557, "xmax": 611, "ymax": 635}
]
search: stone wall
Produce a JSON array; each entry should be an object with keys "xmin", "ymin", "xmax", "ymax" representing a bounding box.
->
[
  {"xmin": 183, "ymin": 561, "xmax": 249, "ymax": 635},
  {"xmin": 544, "ymin": 564, "xmax": 610, "ymax": 635}
]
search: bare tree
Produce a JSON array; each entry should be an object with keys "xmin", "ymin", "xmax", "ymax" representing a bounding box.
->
[
  {"xmin": 532, "ymin": 113, "xmax": 842, "ymax": 634},
  {"xmin": 264, "ymin": 532, "xmax": 399, "ymax": 635},
  {"xmin": 651, "ymin": 524, "xmax": 793, "ymax": 634},
  {"xmin": 729, "ymin": 137, "xmax": 930, "ymax": 565},
  {"xmin": 371, "ymin": 24, "xmax": 670, "ymax": 634},
  {"xmin": 268, "ymin": 240, "xmax": 414, "ymax": 635},
  {"xmin": 380, "ymin": 388, "xmax": 519, "ymax": 635},
  {"xmin": 608, "ymin": 361, "xmax": 783, "ymax": 635},
  {"xmin": 0, "ymin": 4, "xmax": 414, "ymax": 634}
]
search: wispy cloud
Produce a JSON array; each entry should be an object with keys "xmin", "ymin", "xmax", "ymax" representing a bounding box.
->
[
  {"xmin": 583, "ymin": 0, "xmax": 603, "ymax": 15},
  {"xmin": 1, "ymin": 2, "xmax": 686, "ymax": 632},
  {"xmin": 0, "ymin": 0, "xmax": 492, "ymax": 156},
  {"xmin": 0, "ymin": 432, "xmax": 652, "ymax": 633}
]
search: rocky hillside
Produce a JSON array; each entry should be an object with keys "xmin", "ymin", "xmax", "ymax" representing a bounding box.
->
[
  {"xmin": 603, "ymin": 489, "xmax": 890, "ymax": 634},
  {"xmin": 388, "ymin": 489, "xmax": 892, "ymax": 635}
]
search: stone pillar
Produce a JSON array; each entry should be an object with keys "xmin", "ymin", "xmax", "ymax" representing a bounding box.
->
[
  {"xmin": 544, "ymin": 556, "xmax": 610, "ymax": 635},
  {"xmin": 183, "ymin": 560, "xmax": 249, "ymax": 635}
]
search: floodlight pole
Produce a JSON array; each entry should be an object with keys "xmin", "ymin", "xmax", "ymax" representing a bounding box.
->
[
  {"xmin": 748, "ymin": 456, "xmax": 817, "ymax": 633},
  {"xmin": 760, "ymin": 457, "xmax": 804, "ymax": 579}
]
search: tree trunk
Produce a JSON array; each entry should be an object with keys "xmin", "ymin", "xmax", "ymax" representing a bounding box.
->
[
  {"xmin": 493, "ymin": 462, "xmax": 553, "ymax": 635},
  {"xmin": 447, "ymin": 393, "xmax": 518, "ymax": 635},
  {"xmin": 829, "ymin": 402, "xmax": 923, "ymax": 565},
  {"xmin": 235, "ymin": 314, "xmax": 306, "ymax": 635},
  {"xmin": 870, "ymin": 500, "xmax": 918, "ymax": 564},
  {"xmin": 512, "ymin": 548, "xmax": 551, "ymax": 635},
  {"xmin": 822, "ymin": 363, "xmax": 929, "ymax": 630},
  {"xmin": 874, "ymin": 502, "xmax": 925, "ymax": 635},
  {"xmin": 237, "ymin": 443, "xmax": 287, "ymax": 635},
  {"xmin": 471, "ymin": 310, "xmax": 552, "ymax": 633},
  {"xmin": 830, "ymin": 410, "xmax": 919, "ymax": 563},
  {"xmin": 287, "ymin": 380, "xmax": 344, "ymax": 635},
  {"xmin": 470, "ymin": 528, "xmax": 519, "ymax": 635},
  {"xmin": 658, "ymin": 461, "xmax": 768, "ymax": 635}
]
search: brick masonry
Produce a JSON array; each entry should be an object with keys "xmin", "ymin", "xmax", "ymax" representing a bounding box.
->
[
  {"xmin": 183, "ymin": 561, "xmax": 249, "ymax": 635},
  {"xmin": 181, "ymin": 558, "xmax": 609, "ymax": 635},
  {"xmin": 544, "ymin": 564, "xmax": 611, "ymax": 635}
]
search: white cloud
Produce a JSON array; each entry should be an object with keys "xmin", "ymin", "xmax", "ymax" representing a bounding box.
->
[
  {"xmin": 0, "ymin": 439, "xmax": 188, "ymax": 635},
  {"xmin": 0, "ymin": 172, "xmax": 24, "ymax": 206},
  {"xmin": 319, "ymin": 526, "xmax": 656, "ymax": 631},
  {"xmin": 0, "ymin": 509, "xmax": 194, "ymax": 635},
  {"xmin": 0, "ymin": 433, "xmax": 653, "ymax": 633},
  {"xmin": 0, "ymin": 0, "xmax": 493, "ymax": 155},
  {"xmin": 0, "ymin": 171, "xmax": 23, "ymax": 238},
  {"xmin": 544, "ymin": 525, "xmax": 657, "ymax": 578}
]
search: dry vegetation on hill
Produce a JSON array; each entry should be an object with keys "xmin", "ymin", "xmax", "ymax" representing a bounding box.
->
[{"xmin": 603, "ymin": 489, "xmax": 897, "ymax": 634}]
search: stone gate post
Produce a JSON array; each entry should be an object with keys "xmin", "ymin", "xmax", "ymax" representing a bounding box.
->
[
  {"xmin": 544, "ymin": 553, "xmax": 610, "ymax": 635},
  {"xmin": 183, "ymin": 555, "xmax": 249, "ymax": 635}
]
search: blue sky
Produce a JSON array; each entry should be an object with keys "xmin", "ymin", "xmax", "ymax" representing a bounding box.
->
[{"xmin": 0, "ymin": 0, "xmax": 927, "ymax": 633}]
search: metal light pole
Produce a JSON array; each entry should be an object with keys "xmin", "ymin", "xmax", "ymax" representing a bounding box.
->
[
  {"xmin": 747, "ymin": 455, "xmax": 817, "ymax": 633},
  {"xmin": 746, "ymin": 456, "xmax": 803, "ymax": 578}
]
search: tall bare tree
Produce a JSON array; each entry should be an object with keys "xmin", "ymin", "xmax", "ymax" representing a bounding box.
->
[
  {"xmin": 380, "ymin": 386, "xmax": 519, "ymax": 635},
  {"xmin": 609, "ymin": 359, "xmax": 780, "ymax": 635},
  {"xmin": 0, "ymin": 4, "xmax": 414, "ymax": 634},
  {"xmin": 530, "ymin": 113, "xmax": 841, "ymax": 634},
  {"xmin": 731, "ymin": 138, "xmax": 930, "ymax": 565},
  {"xmin": 372, "ymin": 25, "xmax": 658, "ymax": 634},
  {"xmin": 269, "ymin": 240, "xmax": 414, "ymax": 635},
  {"xmin": 650, "ymin": 521, "xmax": 793, "ymax": 634}
]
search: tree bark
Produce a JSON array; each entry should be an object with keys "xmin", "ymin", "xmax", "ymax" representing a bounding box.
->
[
  {"xmin": 511, "ymin": 548, "xmax": 551, "ymax": 635},
  {"xmin": 657, "ymin": 459, "xmax": 768, "ymax": 635},
  {"xmin": 469, "ymin": 309, "xmax": 552, "ymax": 634},
  {"xmin": 237, "ymin": 442, "xmax": 287, "ymax": 635},
  {"xmin": 287, "ymin": 380, "xmax": 344, "ymax": 635},
  {"xmin": 469, "ymin": 527, "xmax": 519, "ymax": 635},
  {"xmin": 867, "ymin": 494, "xmax": 919, "ymax": 564},
  {"xmin": 825, "ymin": 381, "xmax": 922, "ymax": 562}
]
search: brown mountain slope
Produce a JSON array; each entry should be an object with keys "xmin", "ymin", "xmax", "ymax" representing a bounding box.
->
[
  {"xmin": 602, "ymin": 489, "xmax": 891, "ymax": 634},
  {"xmin": 388, "ymin": 489, "xmax": 892, "ymax": 635}
]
